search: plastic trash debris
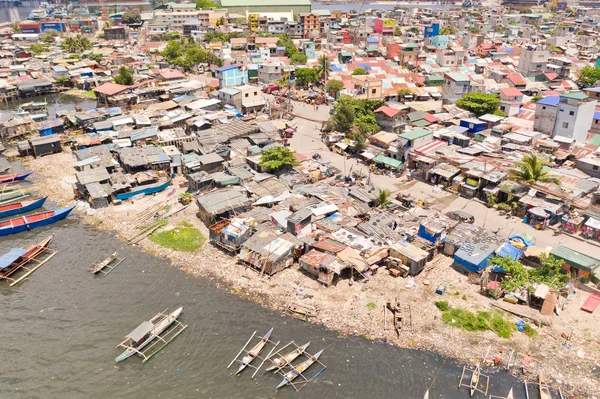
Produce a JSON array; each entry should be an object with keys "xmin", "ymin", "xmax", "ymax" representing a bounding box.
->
[{"xmin": 516, "ymin": 320, "xmax": 525, "ymax": 332}]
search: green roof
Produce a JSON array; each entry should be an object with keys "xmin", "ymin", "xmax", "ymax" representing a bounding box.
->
[
  {"xmin": 445, "ymin": 72, "xmax": 469, "ymax": 82},
  {"xmin": 399, "ymin": 128, "xmax": 432, "ymax": 141},
  {"xmin": 401, "ymin": 43, "xmax": 419, "ymax": 49},
  {"xmin": 588, "ymin": 134, "xmax": 600, "ymax": 146},
  {"xmin": 550, "ymin": 246, "xmax": 600, "ymax": 273},
  {"xmin": 372, "ymin": 155, "xmax": 403, "ymax": 169},
  {"xmin": 412, "ymin": 120, "xmax": 431, "ymax": 127},
  {"xmin": 221, "ymin": 0, "xmax": 310, "ymax": 5},
  {"xmin": 425, "ymin": 75, "xmax": 444, "ymax": 82},
  {"xmin": 561, "ymin": 91, "xmax": 588, "ymax": 101}
]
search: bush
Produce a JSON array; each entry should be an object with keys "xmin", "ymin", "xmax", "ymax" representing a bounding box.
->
[
  {"xmin": 491, "ymin": 314, "xmax": 515, "ymax": 338},
  {"xmin": 434, "ymin": 301, "xmax": 449, "ymax": 311},
  {"xmin": 523, "ymin": 323, "xmax": 539, "ymax": 340},
  {"xmin": 366, "ymin": 302, "xmax": 377, "ymax": 310}
]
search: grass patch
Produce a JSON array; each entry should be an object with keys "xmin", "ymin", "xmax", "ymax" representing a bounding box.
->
[
  {"xmin": 436, "ymin": 303, "xmax": 515, "ymax": 339},
  {"xmin": 150, "ymin": 221, "xmax": 205, "ymax": 252},
  {"xmin": 523, "ymin": 323, "xmax": 539, "ymax": 340},
  {"xmin": 366, "ymin": 302, "xmax": 377, "ymax": 310},
  {"xmin": 82, "ymin": 90, "xmax": 96, "ymax": 99}
]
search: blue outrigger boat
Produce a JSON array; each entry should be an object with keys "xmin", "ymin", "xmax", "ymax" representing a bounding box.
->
[
  {"xmin": 0, "ymin": 196, "xmax": 47, "ymax": 219},
  {"xmin": 0, "ymin": 172, "xmax": 33, "ymax": 184},
  {"xmin": 115, "ymin": 180, "xmax": 172, "ymax": 201},
  {"xmin": 0, "ymin": 206, "xmax": 74, "ymax": 236}
]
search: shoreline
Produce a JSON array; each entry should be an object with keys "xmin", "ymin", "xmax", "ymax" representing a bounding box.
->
[{"xmin": 22, "ymin": 151, "xmax": 599, "ymax": 398}]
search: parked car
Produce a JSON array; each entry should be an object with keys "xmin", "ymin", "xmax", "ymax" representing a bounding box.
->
[
  {"xmin": 446, "ymin": 210, "xmax": 475, "ymax": 224},
  {"xmin": 263, "ymin": 85, "xmax": 280, "ymax": 94}
]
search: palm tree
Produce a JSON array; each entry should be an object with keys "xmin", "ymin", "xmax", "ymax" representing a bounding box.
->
[
  {"xmin": 376, "ymin": 189, "xmax": 392, "ymax": 208},
  {"xmin": 509, "ymin": 152, "xmax": 560, "ymax": 185},
  {"xmin": 316, "ymin": 54, "xmax": 331, "ymax": 82}
]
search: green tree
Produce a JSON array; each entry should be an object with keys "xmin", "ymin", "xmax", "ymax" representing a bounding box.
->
[
  {"xmin": 218, "ymin": 16, "xmax": 226, "ymax": 26},
  {"xmin": 352, "ymin": 67, "xmax": 368, "ymax": 76},
  {"xmin": 316, "ymin": 54, "xmax": 331, "ymax": 81},
  {"xmin": 531, "ymin": 93, "xmax": 543, "ymax": 102},
  {"xmin": 122, "ymin": 12, "xmax": 141, "ymax": 24},
  {"xmin": 376, "ymin": 189, "xmax": 391, "ymax": 208},
  {"xmin": 259, "ymin": 147, "xmax": 300, "ymax": 172},
  {"xmin": 355, "ymin": 114, "xmax": 379, "ymax": 134},
  {"xmin": 162, "ymin": 40, "xmax": 185, "ymax": 63},
  {"xmin": 11, "ymin": 23, "xmax": 20, "ymax": 33},
  {"xmin": 394, "ymin": 26, "xmax": 402, "ymax": 36},
  {"xmin": 277, "ymin": 33, "xmax": 299, "ymax": 58},
  {"xmin": 397, "ymin": 88, "xmax": 412, "ymax": 101},
  {"xmin": 41, "ymin": 30, "xmax": 58, "ymax": 44},
  {"xmin": 468, "ymin": 26, "xmax": 481, "ymax": 33},
  {"xmin": 113, "ymin": 66, "xmax": 134, "ymax": 85},
  {"xmin": 439, "ymin": 26, "xmax": 457, "ymax": 35},
  {"xmin": 195, "ymin": 0, "xmax": 218, "ymax": 9},
  {"xmin": 455, "ymin": 92, "xmax": 500, "ymax": 116},
  {"xmin": 350, "ymin": 131, "xmax": 366, "ymax": 152},
  {"xmin": 29, "ymin": 44, "xmax": 48, "ymax": 55},
  {"xmin": 578, "ymin": 65, "xmax": 600, "ymax": 87},
  {"xmin": 407, "ymin": 26, "xmax": 419, "ymax": 34},
  {"xmin": 61, "ymin": 35, "xmax": 92, "ymax": 53},
  {"xmin": 333, "ymin": 100, "xmax": 355, "ymax": 132},
  {"xmin": 325, "ymin": 79, "xmax": 344, "ymax": 96},
  {"xmin": 509, "ymin": 152, "xmax": 560, "ymax": 185},
  {"xmin": 290, "ymin": 52, "xmax": 308, "ymax": 65},
  {"xmin": 295, "ymin": 68, "xmax": 318, "ymax": 87},
  {"xmin": 89, "ymin": 53, "xmax": 103, "ymax": 63}
]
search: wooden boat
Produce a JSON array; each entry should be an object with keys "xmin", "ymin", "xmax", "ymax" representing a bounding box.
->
[
  {"xmin": 0, "ymin": 172, "xmax": 33, "ymax": 184},
  {"xmin": 236, "ymin": 327, "xmax": 273, "ymax": 374},
  {"xmin": 539, "ymin": 371, "xmax": 552, "ymax": 399},
  {"xmin": 266, "ymin": 342, "xmax": 310, "ymax": 371},
  {"xmin": 1, "ymin": 166, "xmax": 10, "ymax": 174},
  {"xmin": 0, "ymin": 206, "xmax": 75, "ymax": 237},
  {"xmin": 116, "ymin": 306, "xmax": 184, "ymax": 362},
  {"xmin": 0, "ymin": 188, "xmax": 32, "ymax": 203},
  {"xmin": 276, "ymin": 349, "xmax": 324, "ymax": 389},
  {"xmin": 507, "ymin": 388, "xmax": 514, "ymax": 399},
  {"xmin": 0, "ymin": 235, "xmax": 55, "ymax": 285},
  {"xmin": 21, "ymin": 101, "xmax": 47, "ymax": 111},
  {"xmin": 0, "ymin": 183, "xmax": 21, "ymax": 192},
  {"xmin": 0, "ymin": 197, "xmax": 47, "ymax": 219},
  {"xmin": 89, "ymin": 252, "xmax": 124, "ymax": 275},
  {"xmin": 470, "ymin": 365, "xmax": 481, "ymax": 397},
  {"xmin": 115, "ymin": 180, "xmax": 172, "ymax": 201},
  {"xmin": 0, "ymin": 147, "xmax": 6, "ymax": 155},
  {"xmin": 423, "ymin": 390, "xmax": 429, "ymax": 399}
]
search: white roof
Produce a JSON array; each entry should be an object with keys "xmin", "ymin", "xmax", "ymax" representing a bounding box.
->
[{"xmin": 186, "ymin": 98, "xmax": 221, "ymax": 110}]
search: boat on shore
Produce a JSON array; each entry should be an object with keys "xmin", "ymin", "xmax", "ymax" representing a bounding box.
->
[
  {"xmin": 0, "ymin": 188, "xmax": 32, "ymax": 203},
  {"xmin": 114, "ymin": 180, "xmax": 172, "ymax": 201},
  {"xmin": 115, "ymin": 306, "xmax": 184, "ymax": 362},
  {"xmin": 266, "ymin": 342, "xmax": 310, "ymax": 371},
  {"xmin": 0, "ymin": 206, "xmax": 75, "ymax": 236},
  {"xmin": 0, "ymin": 235, "xmax": 55, "ymax": 285},
  {"xmin": 236, "ymin": 327, "xmax": 273, "ymax": 374},
  {"xmin": 0, "ymin": 196, "xmax": 47, "ymax": 219},
  {"xmin": 276, "ymin": 349, "xmax": 324, "ymax": 389},
  {"xmin": 0, "ymin": 172, "xmax": 33, "ymax": 184},
  {"xmin": 0, "ymin": 183, "xmax": 21, "ymax": 193},
  {"xmin": 539, "ymin": 371, "xmax": 552, "ymax": 399}
]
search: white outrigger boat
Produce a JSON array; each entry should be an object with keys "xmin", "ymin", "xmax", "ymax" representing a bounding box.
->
[
  {"xmin": 115, "ymin": 306, "xmax": 185, "ymax": 363},
  {"xmin": 276, "ymin": 349, "xmax": 324, "ymax": 390}
]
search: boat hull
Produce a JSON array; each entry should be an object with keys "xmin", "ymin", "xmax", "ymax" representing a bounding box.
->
[
  {"xmin": 0, "ymin": 197, "xmax": 47, "ymax": 219},
  {"xmin": 236, "ymin": 327, "xmax": 273, "ymax": 374},
  {"xmin": 115, "ymin": 180, "xmax": 172, "ymax": 201},
  {"xmin": 266, "ymin": 343, "xmax": 310, "ymax": 371},
  {"xmin": 0, "ymin": 172, "xmax": 33, "ymax": 184},
  {"xmin": 0, "ymin": 206, "xmax": 74, "ymax": 237},
  {"xmin": 276, "ymin": 349, "xmax": 323, "ymax": 389},
  {"xmin": 115, "ymin": 307, "xmax": 184, "ymax": 362}
]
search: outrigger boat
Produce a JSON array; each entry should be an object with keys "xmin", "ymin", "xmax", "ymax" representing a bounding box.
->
[
  {"xmin": 0, "ymin": 235, "xmax": 56, "ymax": 286},
  {"xmin": 0, "ymin": 197, "xmax": 47, "ymax": 219},
  {"xmin": 470, "ymin": 365, "xmax": 481, "ymax": 397},
  {"xmin": 116, "ymin": 306, "xmax": 185, "ymax": 362},
  {"xmin": 276, "ymin": 349, "xmax": 324, "ymax": 390},
  {"xmin": 89, "ymin": 252, "xmax": 124, "ymax": 275},
  {"xmin": 459, "ymin": 364, "xmax": 489, "ymax": 397},
  {"xmin": 0, "ymin": 183, "xmax": 21, "ymax": 192},
  {"xmin": 1, "ymin": 166, "xmax": 10, "ymax": 174},
  {"xmin": 489, "ymin": 388, "xmax": 514, "ymax": 399},
  {"xmin": 0, "ymin": 172, "xmax": 33, "ymax": 184},
  {"xmin": 236, "ymin": 328, "xmax": 273, "ymax": 374},
  {"xmin": 0, "ymin": 188, "xmax": 32, "ymax": 203},
  {"xmin": 0, "ymin": 206, "xmax": 75, "ymax": 237},
  {"xmin": 0, "ymin": 147, "xmax": 6, "ymax": 155},
  {"xmin": 266, "ymin": 342, "xmax": 310, "ymax": 372}
]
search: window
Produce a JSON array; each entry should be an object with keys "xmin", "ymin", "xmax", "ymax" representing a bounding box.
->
[
  {"xmin": 559, "ymin": 109, "xmax": 564, "ymax": 112},
  {"xmin": 594, "ymin": 165, "xmax": 599, "ymax": 171},
  {"xmin": 569, "ymin": 111, "xmax": 574, "ymax": 116},
  {"xmin": 542, "ymin": 106, "xmax": 546, "ymax": 110},
  {"xmin": 372, "ymin": 88, "xmax": 377, "ymax": 94},
  {"xmin": 254, "ymin": 91, "xmax": 257, "ymax": 96},
  {"xmin": 245, "ymin": 93, "xmax": 249, "ymax": 98},
  {"xmin": 562, "ymin": 122, "xmax": 569, "ymax": 128}
]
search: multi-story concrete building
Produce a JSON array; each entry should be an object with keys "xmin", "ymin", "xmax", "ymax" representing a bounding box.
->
[
  {"xmin": 374, "ymin": 106, "xmax": 407, "ymax": 133},
  {"xmin": 299, "ymin": 13, "xmax": 319, "ymax": 39},
  {"xmin": 397, "ymin": 43, "xmax": 419, "ymax": 66},
  {"xmin": 258, "ymin": 62, "xmax": 284, "ymax": 83},
  {"xmin": 517, "ymin": 44, "xmax": 549, "ymax": 77},
  {"xmin": 547, "ymin": 56, "xmax": 573, "ymax": 78},
  {"xmin": 552, "ymin": 92, "xmax": 597, "ymax": 143},
  {"xmin": 220, "ymin": 0, "xmax": 311, "ymax": 14},
  {"xmin": 442, "ymin": 72, "xmax": 471, "ymax": 104},
  {"xmin": 534, "ymin": 96, "xmax": 560, "ymax": 135},
  {"xmin": 154, "ymin": 3, "xmax": 199, "ymax": 33},
  {"xmin": 216, "ymin": 65, "xmax": 249, "ymax": 88}
]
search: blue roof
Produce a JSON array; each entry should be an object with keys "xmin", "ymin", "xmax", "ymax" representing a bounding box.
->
[
  {"xmin": 53, "ymin": 66, "xmax": 67, "ymax": 72},
  {"xmin": 359, "ymin": 63, "xmax": 372, "ymax": 71},
  {"xmin": 217, "ymin": 65, "xmax": 240, "ymax": 72},
  {"xmin": 594, "ymin": 112, "xmax": 600, "ymax": 120},
  {"xmin": 330, "ymin": 65, "xmax": 342, "ymax": 72},
  {"xmin": 367, "ymin": 37, "xmax": 378, "ymax": 43},
  {"xmin": 0, "ymin": 248, "xmax": 28, "ymax": 269},
  {"xmin": 537, "ymin": 96, "xmax": 560, "ymax": 106}
]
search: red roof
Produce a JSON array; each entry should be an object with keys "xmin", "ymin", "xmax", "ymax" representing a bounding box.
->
[
  {"xmin": 507, "ymin": 74, "xmax": 526, "ymax": 86},
  {"xmin": 423, "ymin": 113, "xmax": 438, "ymax": 123},
  {"xmin": 374, "ymin": 106, "xmax": 401, "ymax": 118},
  {"xmin": 500, "ymin": 87, "xmax": 523, "ymax": 97},
  {"xmin": 544, "ymin": 72, "xmax": 559, "ymax": 81},
  {"xmin": 206, "ymin": 80, "xmax": 220, "ymax": 88},
  {"xmin": 159, "ymin": 70, "xmax": 186, "ymax": 80},
  {"xmin": 93, "ymin": 82, "xmax": 129, "ymax": 96}
]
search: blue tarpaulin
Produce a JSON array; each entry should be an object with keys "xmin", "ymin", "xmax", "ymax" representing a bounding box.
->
[
  {"xmin": 496, "ymin": 242, "xmax": 523, "ymax": 261},
  {"xmin": 0, "ymin": 248, "xmax": 28, "ymax": 269},
  {"xmin": 454, "ymin": 243, "xmax": 495, "ymax": 273},
  {"xmin": 508, "ymin": 234, "xmax": 535, "ymax": 247}
]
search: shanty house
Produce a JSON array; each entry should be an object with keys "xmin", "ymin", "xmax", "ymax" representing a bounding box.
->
[
  {"xmin": 29, "ymin": 135, "xmax": 62, "ymax": 158},
  {"xmin": 196, "ymin": 189, "xmax": 252, "ymax": 225},
  {"xmin": 93, "ymin": 82, "xmax": 130, "ymax": 105},
  {"xmin": 550, "ymin": 246, "xmax": 600, "ymax": 283},
  {"xmin": 239, "ymin": 230, "xmax": 301, "ymax": 275},
  {"xmin": 389, "ymin": 241, "xmax": 428, "ymax": 276},
  {"xmin": 209, "ymin": 218, "xmax": 254, "ymax": 252},
  {"xmin": 299, "ymin": 249, "xmax": 344, "ymax": 286},
  {"xmin": 454, "ymin": 242, "xmax": 496, "ymax": 273}
]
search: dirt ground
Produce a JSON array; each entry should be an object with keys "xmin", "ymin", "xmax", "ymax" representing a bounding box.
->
[{"xmin": 24, "ymin": 152, "xmax": 600, "ymax": 398}]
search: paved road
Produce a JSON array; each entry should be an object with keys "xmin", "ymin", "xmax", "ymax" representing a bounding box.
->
[{"xmin": 285, "ymin": 99, "xmax": 595, "ymax": 253}]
